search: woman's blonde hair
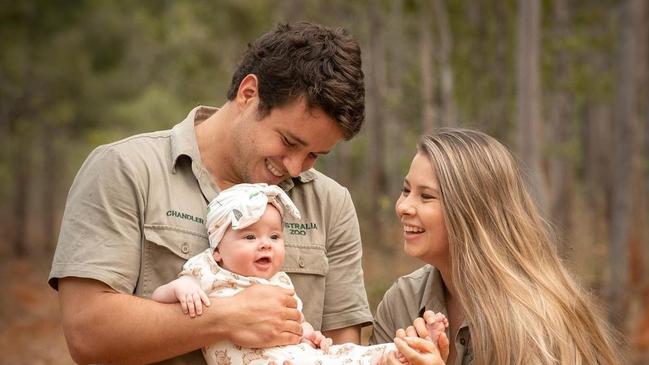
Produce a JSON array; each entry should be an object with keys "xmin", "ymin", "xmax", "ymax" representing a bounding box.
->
[{"xmin": 418, "ymin": 128, "xmax": 620, "ymax": 365}]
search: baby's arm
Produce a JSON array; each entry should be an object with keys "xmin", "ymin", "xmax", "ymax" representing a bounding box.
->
[
  {"xmin": 300, "ymin": 321, "xmax": 333, "ymax": 353},
  {"xmin": 151, "ymin": 275, "xmax": 211, "ymax": 318}
]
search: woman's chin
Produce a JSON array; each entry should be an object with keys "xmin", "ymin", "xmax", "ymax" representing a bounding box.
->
[{"xmin": 403, "ymin": 242, "xmax": 420, "ymax": 258}]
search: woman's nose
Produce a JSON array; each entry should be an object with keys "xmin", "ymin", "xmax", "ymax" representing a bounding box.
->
[{"xmin": 396, "ymin": 197, "xmax": 415, "ymax": 216}]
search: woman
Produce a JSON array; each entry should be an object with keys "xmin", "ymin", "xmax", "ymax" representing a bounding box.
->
[{"xmin": 371, "ymin": 129, "xmax": 620, "ymax": 365}]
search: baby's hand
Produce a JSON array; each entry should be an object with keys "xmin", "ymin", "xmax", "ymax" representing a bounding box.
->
[
  {"xmin": 174, "ymin": 276, "xmax": 211, "ymax": 318},
  {"xmin": 422, "ymin": 311, "xmax": 449, "ymax": 344},
  {"xmin": 301, "ymin": 330, "xmax": 333, "ymax": 353}
]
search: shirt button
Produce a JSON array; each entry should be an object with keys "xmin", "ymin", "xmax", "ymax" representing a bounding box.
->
[
  {"xmin": 298, "ymin": 257, "xmax": 305, "ymax": 268},
  {"xmin": 460, "ymin": 338, "xmax": 466, "ymax": 346},
  {"xmin": 181, "ymin": 243, "xmax": 190, "ymax": 254}
]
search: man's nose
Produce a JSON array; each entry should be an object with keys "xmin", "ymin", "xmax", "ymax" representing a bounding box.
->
[{"xmin": 283, "ymin": 154, "xmax": 306, "ymax": 178}]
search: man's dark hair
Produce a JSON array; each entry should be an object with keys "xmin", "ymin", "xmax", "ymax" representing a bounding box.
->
[{"xmin": 226, "ymin": 22, "xmax": 364, "ymax": 140}]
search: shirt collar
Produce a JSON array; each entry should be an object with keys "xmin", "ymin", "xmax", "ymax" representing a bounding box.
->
[
  {"xmin": 420, "ymin": 265, "xmax": 471, "ymax": 332},
  {"xmin": 170, "ymin": 105, "xmax": 216, "ymax": 173},
  {"xmin": 420, "ymin": 266, "xmax": 448, "ymax": 315},
  {"xmin": 278, "ymin": 168, "xmax": 318, "ymax": 191}
]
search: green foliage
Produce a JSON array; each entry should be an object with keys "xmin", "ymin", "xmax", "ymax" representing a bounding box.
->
[{"xmin": 0, "ymin": 0, "xmax": 641, "ymax": 289}]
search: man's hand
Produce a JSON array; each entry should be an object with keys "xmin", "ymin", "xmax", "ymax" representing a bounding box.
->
[{"xmin": 223, "ymin": 284, "xmax": 303, "ymax": 348}]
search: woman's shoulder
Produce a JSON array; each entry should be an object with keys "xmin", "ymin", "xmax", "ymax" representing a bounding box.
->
[
  {"xmin": 380, "ymin": 265, "xmax": 438, "ymax": 308},
  {"xmin": 390, "ymin": 265, "xmax": 437, "ymax": 290},
  {"xmin": 370, "ymin": 265, "xmax": 440, "ymax": 344}
]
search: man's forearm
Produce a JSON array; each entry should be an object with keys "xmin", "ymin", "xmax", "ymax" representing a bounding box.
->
[{"xmin": 60, "ymin": 278, "xmax": 230, "ymax": 365}]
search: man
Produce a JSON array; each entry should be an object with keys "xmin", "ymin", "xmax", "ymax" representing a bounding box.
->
[{"xmin": 49, "ymin": 22, "xmax": 372, "ymax": 364}]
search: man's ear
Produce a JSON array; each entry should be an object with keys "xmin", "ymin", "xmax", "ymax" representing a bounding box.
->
[{"xmin": 235, "ymin": 74, "xmax": 259, "ymax": 108}]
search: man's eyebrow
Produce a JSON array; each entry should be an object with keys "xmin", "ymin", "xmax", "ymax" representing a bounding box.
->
[
  {"xmin": 284, "ymin": 131, "xmax": 308, "ymax": 147},
  {"xmin": 285, "ymin": 131, "xmax": 332, "ymax": 155}
]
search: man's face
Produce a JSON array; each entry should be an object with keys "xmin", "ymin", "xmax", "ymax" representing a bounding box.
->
[{"xmin": 230, "ymin": 97, "xmax": 345, "ymax": 185}]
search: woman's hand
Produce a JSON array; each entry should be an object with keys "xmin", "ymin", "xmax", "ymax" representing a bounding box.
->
[{"xmin": 392, "ymin": 311, "xmax": 449, "ymax": 363}]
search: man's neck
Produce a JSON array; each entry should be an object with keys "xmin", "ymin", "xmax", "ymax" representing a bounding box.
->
[{"xmin": 195, "ymin": 103, "xmax": 239, "ymax": 190}]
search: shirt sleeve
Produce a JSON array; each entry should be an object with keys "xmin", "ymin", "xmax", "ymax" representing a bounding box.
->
[
  {"xmin": 369, "ymin": 283, "xmax": 400, "ymax": 344},
  {"xmin": 49, "ymin": 144, "xmax": 145, "ymax": 293},
  {"xmin": 320, "ymin": 188, "xmax": 373, "ymax": 331}
]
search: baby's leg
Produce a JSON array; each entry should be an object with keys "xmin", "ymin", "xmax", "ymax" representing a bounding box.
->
[{"xmin": 423, "ymin": 311, "xmax": 448, "ymax": 342}]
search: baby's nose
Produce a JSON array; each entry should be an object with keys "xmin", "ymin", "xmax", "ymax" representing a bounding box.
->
[{"xmin": 259, "ymin": 238, "xmax": 271, "ymax": 249}]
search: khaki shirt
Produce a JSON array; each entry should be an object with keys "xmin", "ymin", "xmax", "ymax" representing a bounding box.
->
[
  {"xmin": 369, "ymin": 265, "xmax": 473, "ymax": 365},
  {"xmin": 49, "ymin": 106, "xmax": 373, "ymax": 365}
]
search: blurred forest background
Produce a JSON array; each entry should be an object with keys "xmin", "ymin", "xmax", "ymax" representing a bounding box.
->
[{"xmin": 1, "ymin": 0, "xmax": 648, "ymax": 363}]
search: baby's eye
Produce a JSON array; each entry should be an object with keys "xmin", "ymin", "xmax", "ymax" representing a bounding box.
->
[
  {"xmin": 244, "ymin": 234, "xmax": 256, "ymax": 240},
  {"xmin": 271, "ymin": 234, "xmax": 281, "ymax": 240},
  {"xmin": 401, "ymin": 186, "xmax": 411, "ymax": 196}
]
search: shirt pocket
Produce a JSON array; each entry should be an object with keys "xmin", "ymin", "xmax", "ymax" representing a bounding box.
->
[
  {"xmin": 139, "ymin": 224, "xmax": 208, "ymax": 297},
  {"xmin": 282, "ymin": 244, "xmax": 329, "ymax": 275},
  {"xmin": 282, "ymin": 243, "xmax": 328, "ymax": 329}
]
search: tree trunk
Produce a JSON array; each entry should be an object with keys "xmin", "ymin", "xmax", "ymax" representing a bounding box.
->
[
  {"xmin": 516, "ymin": 0, "xmax": 547, "ymax": 212},
  {"xmin": 419, "ymin": 0, "xmax": 436, "ymax": 133},
  {"xmin": 582, "ymin": 104, "xmax": 612, "ymax": 259},
  {"xmin": 608, "ymin": 0, "xmax": 644, "ymax": 328},
  {"xmin": 42, "ymin": 127, "xmax": 62, "ymax": 253},
  {"xmin": 547, "ymin": 0, "xmax": 574, "ymax": 255},
  {"xmin": 367, "ymin": 2, "xmax": 389, "ymax": 249},
  {"xmin": 433, "ymin": 0, "xmax": 457, "ymax": 127},
  {"xmin": 491, "ymin": 0, "xmax": 511, "ymax": 137},
  {"xmin": 12, "ymin": 136, "xmax": 30, "ymax": 257},
  {"xmin": 385, "ymin": 0, "xmax": 408, "ymax": 197}
]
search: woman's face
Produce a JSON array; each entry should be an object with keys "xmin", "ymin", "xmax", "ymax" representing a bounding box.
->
[{"xmin": 395, "ymin": 152, "xmax": 449, "ymax": 266}]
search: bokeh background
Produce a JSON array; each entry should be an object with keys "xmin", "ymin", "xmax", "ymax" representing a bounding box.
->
[{"xmin": 1, "ymin": 0, "xmax": 648, "ymax": 364}]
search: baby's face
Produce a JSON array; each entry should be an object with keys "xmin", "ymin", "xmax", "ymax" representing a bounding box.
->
[{"xmin": 214, "ymin": 205, "xmax": 285, "ymax": 279}]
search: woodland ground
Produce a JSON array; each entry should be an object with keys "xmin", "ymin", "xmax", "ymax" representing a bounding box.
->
[{"xmin": 0, "ymin": 257, "xmax": 73, "ymax": 365}]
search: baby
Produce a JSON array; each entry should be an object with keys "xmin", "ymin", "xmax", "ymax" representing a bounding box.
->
[{"xmin": 152, "ymin": 183, "xmax": 447, "ymax": 365}]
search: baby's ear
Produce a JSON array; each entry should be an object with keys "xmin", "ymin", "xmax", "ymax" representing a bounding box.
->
[{"xmin": 212, "ymin": 249, "xmax": 222, "ymax": 263}]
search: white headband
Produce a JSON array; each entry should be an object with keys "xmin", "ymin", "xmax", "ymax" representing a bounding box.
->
[{"xmin": 206, "ymin": 183, "xmax": 301, "ymax": 249}]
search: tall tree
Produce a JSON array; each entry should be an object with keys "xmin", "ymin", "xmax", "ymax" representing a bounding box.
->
[
  {"xmin": 547, "ymin": 0, "xmax": 575, "ymax": 254},
  {"xmin": 433, "ymin": 0, "xmax": 457, "ymax": 126},
  {"xmin": 516, "ymin": 0, "xmax": 547, "ymax": 212},
  {"xmin": 366, "ymin": 1, "xmax": 389, "ymax": 248},
  {"xmin": 419, "ymin": 0, "xmax": 436, "ymax": 133},
  {"xmin": 608, "ymin": 0, "xmax": 644, "ymax": 328}
]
